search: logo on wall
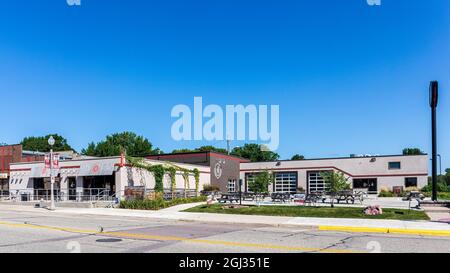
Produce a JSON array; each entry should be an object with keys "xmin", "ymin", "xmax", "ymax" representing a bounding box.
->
[
  {"xmin": 91, "ymin": 164, "xmax": 100, "ymax": 174},
  {"xmin": 214, "ymin": 162, "xmax": 223, "ymax": 179}
]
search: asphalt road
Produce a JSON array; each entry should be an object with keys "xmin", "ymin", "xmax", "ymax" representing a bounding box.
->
[{"xmin": 0, "ymin": 208, "xmax": 449, "ymax": 253}]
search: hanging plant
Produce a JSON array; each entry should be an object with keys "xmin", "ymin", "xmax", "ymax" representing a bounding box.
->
[
  {"xmin": 167, "ymin": 166, "xmax": 177, "ymax": 199},
  {"xmin": 152, "ymin": 165, "xmax": 165, "ymax": 193},
  {"xmin": 125, "ymin": 156, "xmax": 200, "ymax": 198},
  {"xmin": 193, "ymin": 168, "xmax": 200, "ymax": 196}
]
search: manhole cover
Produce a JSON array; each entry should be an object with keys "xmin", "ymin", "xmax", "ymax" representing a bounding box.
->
[{"xmin": 96, "ymin": 238, "xmax": 123, "ymax": 243}]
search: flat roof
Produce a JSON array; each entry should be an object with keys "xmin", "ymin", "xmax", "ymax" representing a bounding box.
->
[
  {"xmin": 241, "ymin": 154, "xmax": 428, "ymax": 164},
  {"xmin": 146, "ymin": 151, "xmax": 251, "ymax": 162}
]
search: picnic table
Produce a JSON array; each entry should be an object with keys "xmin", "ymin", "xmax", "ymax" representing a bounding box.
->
[
  {"xmin": 271, "ymin": 192, "xmax": 290, "ymax": 203},
  {"xmin": 217, "ymin": 193, "xmax": 240, "ymax": 203}
]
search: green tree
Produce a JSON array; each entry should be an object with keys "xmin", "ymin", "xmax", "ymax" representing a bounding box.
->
[
  {"xmin": 402, "ymin": 148, "xmax": 426, "ymax": 155},
  {"xmin": 231, "ymin": 144, "xmax": 279, "ymax": 162},
  {"xmin": 320, "ymin": 171, "xmax": 350, "ymax": 208},
  {"xmin": 291, "ymin": 154, "xmax": 305, "ymax": 160},
  {"xmin": 21, "ymin": 134, "xmax": 74, "ymax": 152},
  {"xmin": 172, "ymin": 146, "xmax": 228, "ymax": 154},
  {"xmin": 446, "ymin": 168, "xmax": 450, "ymax": 186},
  {"xmin": 82, "ymin": 131, "xmax": 161, "ymax": 157},
  {"xmin": 248, "ymin": 171, "xmax": 273, "ymax": 201}
]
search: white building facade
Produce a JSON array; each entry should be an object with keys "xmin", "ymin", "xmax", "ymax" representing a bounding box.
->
[
  {"xmin": 8, "ymin": 156, "xmax": 210, "ymax": 201},
  {"xmin": 239, "ymin": 155, "xmax": 428, "ymax": 194}
]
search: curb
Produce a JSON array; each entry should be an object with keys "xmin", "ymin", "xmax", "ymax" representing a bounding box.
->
[{"xmin": 319, "ymin": 225, "xmax": 450, "ymax": 237}]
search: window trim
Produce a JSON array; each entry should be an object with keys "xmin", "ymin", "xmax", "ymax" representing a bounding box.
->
[{"xmin": 388, "ymin": 161, "xmax": 401, "ymax": 170}]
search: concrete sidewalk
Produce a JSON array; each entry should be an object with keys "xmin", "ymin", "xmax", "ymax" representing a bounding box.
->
[{"xmin": 2, "ymin": 203, "xmax": 450, "ymax": 237}]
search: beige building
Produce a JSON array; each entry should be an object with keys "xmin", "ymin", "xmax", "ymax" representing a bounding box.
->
[{"xmin": 239, "ymin": 155, "xmax": 428, "ymax": 194}]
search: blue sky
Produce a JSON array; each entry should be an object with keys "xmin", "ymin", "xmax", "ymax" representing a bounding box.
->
[{"xmin": 0, "ymin": 0, "xmax": 449, "ymax": 170}]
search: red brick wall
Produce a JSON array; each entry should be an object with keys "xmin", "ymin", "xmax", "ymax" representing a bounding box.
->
[{"xmin": 0, "ymin": 145, "xmax": 44, "ymax": 173}]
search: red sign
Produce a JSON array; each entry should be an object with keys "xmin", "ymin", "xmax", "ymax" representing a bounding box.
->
[
  {"xmin": 44, "ymin": 154, "xmax": 51, "ymax": 169},
  {"xmin": 52, "ymin": 154, "xmax": 59, "ymax": 169}
]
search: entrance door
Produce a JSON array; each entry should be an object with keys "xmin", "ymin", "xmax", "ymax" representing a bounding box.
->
[{"xmin": 68, "ymin": 177, "xmax": 77, "ymax": 201}]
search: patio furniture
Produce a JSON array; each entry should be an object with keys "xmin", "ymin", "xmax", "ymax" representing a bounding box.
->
[
  {"xmin": 217, "ymin": 193, "xmax": 240, "ymax": 203},
  {"xmin": 271, "ymin": 192, "xmax": 290, "ymax": 203},
  {"xmin": 335, "ymin": 190, "xmax": 356, "ymax": 204},
  {"xmin": 242, "ymin": 192, "xmax": 256, "ymax": 201},
  {"xmin": 304, "ymin": 192, "xmax": 321, "ymax": 206}
]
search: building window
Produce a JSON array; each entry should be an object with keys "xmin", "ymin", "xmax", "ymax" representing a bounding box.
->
[
  {"xmin": 405, "ymin": 177, "xmax": 418, "ymax": 188},
  {"xmin": 388, "ymin": 162, "xmax": 401, "ymax": 170},
  {"xmin": 353, "ymin": 178, "xmax": 378, "ymax": 193},
  {"xmin": 274, "ymin": 172, "xmax": 297, "ymax": 193},
  {"xmin": 307, "ymin": 171, "xmax": 330, "ymax": 193},
  {"xmin": 227, "ymin": 180, "xmax": 236, "ymax": 193}
]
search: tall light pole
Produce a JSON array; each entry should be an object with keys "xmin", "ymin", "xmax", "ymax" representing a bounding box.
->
[
  {"xmin": 429, "ymin": 81, "xmax": 439, "ymax": 202},
  {"xmin": 48, "ymin": 136, "xmax": 56, "ymax": 210},
  {"xmin": 437, "ymin": 154, "xmax": 442, "ymax": 175}
]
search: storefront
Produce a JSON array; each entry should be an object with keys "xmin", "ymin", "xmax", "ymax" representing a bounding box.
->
[{"xmin": 8, "ymin": 156, "xmax": 211, "ymax": 202}]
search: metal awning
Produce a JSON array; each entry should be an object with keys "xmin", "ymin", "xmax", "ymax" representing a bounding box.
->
[
  {"xmin": 30, "ymin": 166, "xmax": 51, "ymax": 178},
  {"xmin": 78, "ymin": 161, "xmax": 115, "ymax": 176}
]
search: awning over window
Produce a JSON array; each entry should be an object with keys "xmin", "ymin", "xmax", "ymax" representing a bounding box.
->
[{"xmin": 78, "ymin": 161, "xmax": 115, "ymax": 176}]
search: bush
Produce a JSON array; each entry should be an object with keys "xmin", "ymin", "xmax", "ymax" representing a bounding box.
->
[
  {"xmin": 378, "ymin": 190, "xmax": 394, "ymax": 197},
  {"xmin": 119, "ymin": 196, "xmax": 207, "ymax": 210},
  {"xmin": 421, "ymin": 182, "xmax": 449, "ymax": 193},
  {"xmin": 203, "ymin": 184, "xmax": 220, "ymax": 192}
]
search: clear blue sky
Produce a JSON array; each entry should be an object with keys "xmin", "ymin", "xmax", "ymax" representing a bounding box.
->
[{"xmin": 0, "ymin": 0, "xmax": 449, "ymax": 170}]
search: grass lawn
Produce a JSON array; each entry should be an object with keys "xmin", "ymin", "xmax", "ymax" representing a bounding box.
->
[{"xmin": 184, "ymin": 204, "xmax": 430, "ymax": 221}]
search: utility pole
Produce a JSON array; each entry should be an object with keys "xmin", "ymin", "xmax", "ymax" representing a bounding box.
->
[
  {"xmin": 226, "ymin": 139, "xmax": 231, "ymax": 155},
  {"xmin": 430, "ymin": 81, "xmax": 439, "ymax": 202}
]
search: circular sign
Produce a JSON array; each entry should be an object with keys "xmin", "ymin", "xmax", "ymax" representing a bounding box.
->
[{"xmin": 214, "ymin": 162, "xmax": 222, "ymax": 179}]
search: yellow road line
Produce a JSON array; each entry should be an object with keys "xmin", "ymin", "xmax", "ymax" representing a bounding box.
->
[
  {"xmin": 0, "ymin": 220, "xmax": 361, "ymax": 253},
  {"xmin": 319, "ymin": 225, "xmax": 450, "ymax": 237}
]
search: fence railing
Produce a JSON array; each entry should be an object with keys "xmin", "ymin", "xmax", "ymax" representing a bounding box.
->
[
  {"xmin": 0, "ymin": 190, "xmax": 9, "ymax": 197},
  {"xmin": 6, "ymin": 188, "xmax": 114, "ymax": 202}
]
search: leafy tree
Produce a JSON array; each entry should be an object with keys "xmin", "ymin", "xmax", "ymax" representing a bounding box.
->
[
  {"xmin": 320, "ymin": 171, "xmax": 350, "ymax": 208},
  {"xmin": 248, "ymin": 171, "xmax": 273, "ymax": 201},
  {"xmin": 446, "ymin": 168, "xmax": 450, "ymax": 186},
  {"xmin": 291, "ymin": 154, "xmax": 305, "ymax": 160},
  {"xmin": 172, "ymin": 146, "xmax": 228, "ymax": 154},
  {"xmin": 21, "ymin": 134, "xmax": 74, "ymax": 152},
  {"xmin": 231, "ymin": 144, "xmax": 279, "ymax": 162},
  {"xmin": 402, "ymin": 148, "xmax": 426, "ymax": 155},
  {"xmin": 82, "ymin": 131, "xmax": 161, "ymax": 157}
]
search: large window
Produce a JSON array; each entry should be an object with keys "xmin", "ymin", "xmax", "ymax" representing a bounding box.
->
[
  {"xmin": 388, "ymin": 162, "xmax": 401, "ymax": 170},
  {"xmin": 353, "ymin": 178, "xmax": 378, "ymax": 193},
  {"xmin": 308, "ymin": 171, "xmax": 329, "ymax": 193},
  {"xmin": 274, "ymin": 172, "xmax": 297, "ymax": 193},
  {"xmin": 405, "ymin": 177, "xmax": 418, "ymax": 188}
]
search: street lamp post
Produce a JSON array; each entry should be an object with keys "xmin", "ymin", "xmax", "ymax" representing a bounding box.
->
[
  {"xmin": 437, "ymin": 154, "xmax": 442, "ymax": 175},
  {"xmin": 48, "ymin": 136, "xmax": 56, "ymax": 210},
  {"xmin": 429, "ymin": 81, "xmax": 439, "ymax": 202}
]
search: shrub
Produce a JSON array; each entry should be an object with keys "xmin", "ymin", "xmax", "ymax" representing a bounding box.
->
[
  {"xmin": 378, "ymin": 190, "xmax": 394, "ymax": 197},
  {"xmin": 421, "ymin": 182, "xmax": 449, "ymax": 193},
  {"xmin": 203, "ymin": 184, "xmax": 220, "ymax": 192},
  {"xmin": 119, "ymin": 196, "xmax": 207, "ymax": 210},
  {"xmin": 380, "ymin": 186, "xmax": 390, "ymax": 193}
]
